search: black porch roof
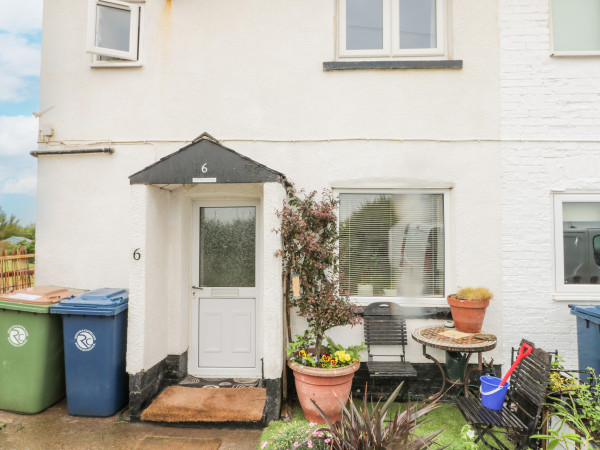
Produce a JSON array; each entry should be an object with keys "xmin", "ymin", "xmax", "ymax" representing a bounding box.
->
[{"xmin": 129, "ymin": 133, "xmax": 287, "ymax": 185}]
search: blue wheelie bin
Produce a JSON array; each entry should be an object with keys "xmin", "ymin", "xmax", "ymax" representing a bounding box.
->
[
  {"xmin": 50, "ymin": 288, "xmax": 128, "ymax": 416},
  {"xmin": 569, "ymin": 304, "xmax": 600, "ymax": 381}
]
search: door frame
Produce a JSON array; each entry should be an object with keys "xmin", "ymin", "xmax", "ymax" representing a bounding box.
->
[{"xmin": 188, "ymin": 197, "xmax": 262, "ymax": 378}]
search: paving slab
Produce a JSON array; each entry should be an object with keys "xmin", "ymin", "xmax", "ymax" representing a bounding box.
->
[{"xmin": 0, "ymin": 400, "xmax": 261, "ymax": 450}]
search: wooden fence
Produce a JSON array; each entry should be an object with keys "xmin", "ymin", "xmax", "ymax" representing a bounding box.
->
[{"xmin": 0, "ymin": 248, "xmax": 35, "ymax": 294}]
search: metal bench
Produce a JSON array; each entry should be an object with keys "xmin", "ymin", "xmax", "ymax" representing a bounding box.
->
[
  {"xmin": 363, "ymin": 302, "xmax": 417, "ymax": 379},
  {"xmin": 456, "ymin": 339, "xmax": 552, "ymax": 449}
]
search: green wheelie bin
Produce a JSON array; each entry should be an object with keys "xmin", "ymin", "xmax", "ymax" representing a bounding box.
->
[{"xmin": 0, "ymin": 286, "xmax": 85, "ymax": 413}]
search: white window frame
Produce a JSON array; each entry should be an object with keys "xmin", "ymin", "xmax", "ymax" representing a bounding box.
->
[
  {"xmin": 338, "ymin": 0, "xmax": 447, "ymax": 60},
  {"xmin": 549, "ymin": 0, "xmax": 600, "ymax": 57},
  {"xmin": 87, "ymin": 0, "xmax": 142, "ymax": 62},
  {"xmin": 336, "ymin": 188, "xmax": 451, "ymax": 306},
  {"xmin": 553, "ymin": 193, "xmax": 600, "ymax": 299}
]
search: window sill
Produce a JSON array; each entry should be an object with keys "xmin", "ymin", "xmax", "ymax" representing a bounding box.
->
[
  {"xmin": 551, "ymin": 51, "xmax": 600, "ymax": 57},
  {"xmin": 90, "ymin": 60, "xmax": 143, "ymax": 68},
  {"xmin": 323, "ymin": 60, "xmax": 463, "ymax": 71},
  {"xmin": 553, "ymin": 294, "xmax": 600, "ymax": 303}
]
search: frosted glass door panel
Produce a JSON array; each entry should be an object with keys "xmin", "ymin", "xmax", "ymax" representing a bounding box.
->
[{"xmin": 199, "ymin": 207, "xmax": 256, "ymax": 287}]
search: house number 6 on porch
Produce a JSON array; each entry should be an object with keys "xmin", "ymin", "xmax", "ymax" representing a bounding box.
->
[{"xmin": 192, "ymin": 163, "xmax": 217, "ymax": 183}]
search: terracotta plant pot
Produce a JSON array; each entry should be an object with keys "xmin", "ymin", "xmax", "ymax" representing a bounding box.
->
[
  {"xmin": 447, "ymin": 295, "xmax": 490, "ymax": 333},
  {"xmin": 288, "ymin": 361, "xmax": 359, "ymax": 423}
]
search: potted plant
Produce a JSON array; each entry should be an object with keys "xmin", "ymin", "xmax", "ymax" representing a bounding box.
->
[
  {"xmin": 447, "ymin": 287, "xmax": 493, "ymax": 333},
  {"xmin": 275, "ymin": 186, "xmax": 363, "ymax": 423}
]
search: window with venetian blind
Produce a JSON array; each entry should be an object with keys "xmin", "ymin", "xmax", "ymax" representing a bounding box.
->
[{"xmin": 338, "ymin": 191, "xmax": 446, "ymax": 299}]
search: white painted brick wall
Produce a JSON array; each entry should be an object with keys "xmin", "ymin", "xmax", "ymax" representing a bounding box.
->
[{"xmin": 500, "ymin": 0, "xmax": 600, "ymax": 369}]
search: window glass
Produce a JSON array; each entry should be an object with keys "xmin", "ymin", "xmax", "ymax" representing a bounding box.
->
[
  {"xmin": 399, "ymin": 0, "xmax": 437, "ymax": 49},
  {"xmin": 339, "ymin": 193, "xmax": 444, "ymax": 298},
  {"xmin": 346, "ymin": 0, "xmax": 384, "ymax": 50},
  {"xmin": 562, "ymin": 202, "xmax": 600, "ymax": 285},
  {"xmin": 200, "ymin": 207, "xmax": 256, "ymax": 287},
  {"xmin": 552, "ymin": 0, "xmax": 600, "ymax": 52},
  {"xmin": 96, "ymin": 4, "xmax": 132, "ymax": 52},
  {"xmin": 593, "ymin": 235, "xmax": 600, "ymax": 267}
]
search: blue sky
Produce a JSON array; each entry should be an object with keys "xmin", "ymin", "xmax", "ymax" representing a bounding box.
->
[{"xmin": 0, "ymin": 0, "xmax": 43, "ymax": 225}]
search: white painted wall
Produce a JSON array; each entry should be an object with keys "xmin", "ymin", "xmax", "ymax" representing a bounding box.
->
[
  {"xmin": 35, "ymin": 148, "xmax": 149, "ymax": 290},
  {"xmin": 38, "ymin": 0, "xmax": 504, "ymax": 374},
  {"xmin": 261, "ymin": 183, "xmax": 286, "ymax": 379},
  {"xmin": 500, "ymin": 0, "xmax": 600, "ymax": 368},
  {"xmin": 39, "ymin": 0, "xmax": 499, "ymax": 143},
  {"xmin": 127, "ymin": 184, "xmax": 170, "ymax": 372}
]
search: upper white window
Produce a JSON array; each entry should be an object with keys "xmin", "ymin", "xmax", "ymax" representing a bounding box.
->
[
  {"xmin": 554, "ymin": 194, "xmax": 600, "ymax": 296},
  {"xmin": 551, "ymin": 0, "xmax": 600, "ymax": 56},
  {"xmin": 338, "ymin": 0, "xmax": 446, "ymax": 59},
  {"xmin": 87, "ymin": 0, "xmax": 142, "ymax": 62},
  {"xmin": 338, "ymin": 190, "xmax": 449, "ymax": 303}
]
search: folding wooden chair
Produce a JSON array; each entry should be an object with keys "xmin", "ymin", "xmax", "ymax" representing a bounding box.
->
[
  {"xmin": 363, "ymin": 302, "xmax": 417, "ymax": 379},
  {"xmin": 456, "ymin": 340, "xmax": 552, "ymax": 449}
]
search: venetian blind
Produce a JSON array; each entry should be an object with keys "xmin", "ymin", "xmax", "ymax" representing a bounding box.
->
[{"xmin": 339, "ymin": 193, "xmax": 445, "ymax": 298}]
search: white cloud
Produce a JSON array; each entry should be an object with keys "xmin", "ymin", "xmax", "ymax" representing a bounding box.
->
[
  {"xmin": 0, "ymin": 73, "xmax": 29, "ymax": 103},
  {"xmin": 0, "ymin": 0, "xmax": 42, "ymax": 196},
  {"xmin": 0, "ymin": 34, "xmax": 41, "ymax": 102},
  {"xmin": 0, "ymin": 173, "xmax": 37, "ymax": 195},
  {"xmin": 0, "ymin": 0, "xmax": 43, "ymax": 35},
  {"xmin": 0, "ymin": 115, "xmax": 38, "ymax": 157},
  {"xmin": 0, "ymin": 34, "xmax": 41, "ymax": 77}
]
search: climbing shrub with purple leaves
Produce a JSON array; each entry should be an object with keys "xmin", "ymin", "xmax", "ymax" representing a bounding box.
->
[{"xmin": 275, "ymin": 185, "xmax": 362, "ymax": 361}]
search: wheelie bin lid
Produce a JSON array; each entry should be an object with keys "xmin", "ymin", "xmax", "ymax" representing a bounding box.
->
[
  {"xmin": 0, "ymin": 286, "xmax": 86, "ymax": 313},
  {"xmin": 50, "ymin": 288, "xmax": 128, "ymax": 316},
  {"xmin": 569, "ymin": 304, "xmax": 600, "ymax": 325}
]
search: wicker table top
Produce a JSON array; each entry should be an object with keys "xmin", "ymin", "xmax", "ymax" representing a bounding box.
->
[{"xmin": 412, "ymin": 325, "xmax": 497, "ymax": 352}]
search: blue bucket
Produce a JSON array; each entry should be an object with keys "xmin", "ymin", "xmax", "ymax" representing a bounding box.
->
[{"xmin": 480, "ymin": 376, "xmax": 509, "ymax": 410}]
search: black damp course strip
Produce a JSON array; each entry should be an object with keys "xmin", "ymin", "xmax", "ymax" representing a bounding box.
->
[
  {"xmin": 355, "ymin": 305, "xmax": 452, "ymax": 320},
  {"xmin": 323, "ymin": 60, "xmax": 463, "ymax": 71}
]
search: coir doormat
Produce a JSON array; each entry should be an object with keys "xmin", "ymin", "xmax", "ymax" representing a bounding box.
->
[{"xmin": 140, "ymin": 386, "xmax": 266, "ymax": 422}]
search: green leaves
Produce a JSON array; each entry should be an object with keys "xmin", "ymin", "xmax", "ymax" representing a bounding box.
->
[
  {"xmin": 310, "ymin": 383, "xmax": 447, "ymax": 450},
  {"xmin": 534, "ymin": 371, "xmax": 600, "ymax": 449}
]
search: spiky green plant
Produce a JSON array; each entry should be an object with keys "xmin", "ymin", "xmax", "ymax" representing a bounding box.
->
[{"xmin": 311, "ymin": 383, "xmax": 447, "ymax": 449}]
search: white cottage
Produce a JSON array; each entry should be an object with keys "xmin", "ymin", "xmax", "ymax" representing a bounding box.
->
[{"xmin": 35, "ymin": 0, "xmax": 508, "ymax": 422}]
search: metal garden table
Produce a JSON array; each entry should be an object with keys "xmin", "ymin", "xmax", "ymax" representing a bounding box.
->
[{"xmin": 411, "ymin": 325, "xmax": 497, "ymax": 401}]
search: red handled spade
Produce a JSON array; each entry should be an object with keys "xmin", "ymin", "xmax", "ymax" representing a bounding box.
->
[{"xmin": 499, "ymin": 342, "xmax": 533, "ymax": 386}]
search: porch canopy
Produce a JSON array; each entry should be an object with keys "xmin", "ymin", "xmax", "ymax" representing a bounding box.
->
[{"xmin": 129, "ymin": 133, "xmax": 287, "ymax": 187}]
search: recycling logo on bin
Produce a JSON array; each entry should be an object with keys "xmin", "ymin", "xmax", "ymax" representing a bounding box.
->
[
  {"xmin": 75, "ymin": 329, "xmax": 96, "ymax": 351},
  {"xmin": 8, "ymin": 325, "xmax": 28, "ymax": 347}
]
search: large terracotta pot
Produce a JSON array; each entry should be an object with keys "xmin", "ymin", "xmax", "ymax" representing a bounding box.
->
[
  {"xmin": 447, "ymin": 295, "xmax": 490, "ymax": 333},
  {"xmin": 289, "ymin": 361, "xmax": 359, "ymax": 423}
]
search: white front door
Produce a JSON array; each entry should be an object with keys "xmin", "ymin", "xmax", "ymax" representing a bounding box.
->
[{"xmin": 189, "ymin": 201, "xmax": 259, "ymax": 377}]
